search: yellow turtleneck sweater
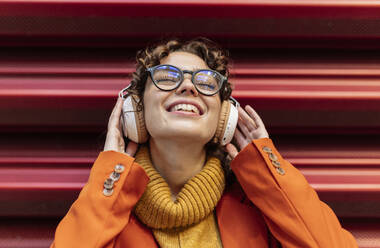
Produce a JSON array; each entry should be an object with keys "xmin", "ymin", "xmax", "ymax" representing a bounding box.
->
[{"xmin": 134, "ymin": 146, "xmax": 225, "ymax": 248}]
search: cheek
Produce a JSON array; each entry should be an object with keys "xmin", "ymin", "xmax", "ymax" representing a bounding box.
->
[
  {"xmin": 142, "ymin": 88, "xmax": 155, "ymax": 131},
  {"xmin": 143, "ymin": 83, "xmax": 160, "ymax": 115},
  {"xmin": 142, "ymin": 87, "xmax": 168, "ymax": 136},
  {"xmin": 208, "ymin": 101, "xmax": 222, "ymax": 134}
]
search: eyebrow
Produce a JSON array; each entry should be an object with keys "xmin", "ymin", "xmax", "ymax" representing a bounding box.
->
[
  {"xmin": 183, "ymin": 67, "xmax": 207, "ymax": 71},
  {"xmin": 164, "ymin": 64, "xmax": 209, "ymax": 72}
]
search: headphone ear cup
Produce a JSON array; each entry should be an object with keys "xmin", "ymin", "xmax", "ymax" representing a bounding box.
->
[
  {"xmin": 121, "ymin": 95, "xmax": 149, "ymax": 144},
  {"xmin": 214, "ymin": 100, "xmax": 238, "ymax": 146},
  {"xmin": 214, "ymin": 101, "xmax": 230, "ymax": 144}
]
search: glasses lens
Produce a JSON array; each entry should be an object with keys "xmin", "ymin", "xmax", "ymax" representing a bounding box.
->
[
  {"xmin": 152, "ymin": 65, "xmax": 181, "ymax": 90},
  {"xmin": 193, "ymin": 70, "xmax": 222, "ymax": 95}
]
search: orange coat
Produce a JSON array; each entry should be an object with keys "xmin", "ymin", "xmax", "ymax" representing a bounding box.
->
[{"xmin": 50, "ymin": 138, "xmax": 358, "ymax": 248}]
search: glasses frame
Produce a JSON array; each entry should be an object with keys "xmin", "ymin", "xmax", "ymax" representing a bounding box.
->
[
  {"xmin": 146, "ymin": 64, "xmax": 227, "ymax": 96},
  {"xmin": 119, "ymin": 85, "xmax": 240, "ymax": 110}
]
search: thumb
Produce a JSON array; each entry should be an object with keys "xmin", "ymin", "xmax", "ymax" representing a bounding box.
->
[
  {"xmin": 125, "ymin": 141, "xmax": 138, "ymax": 157},
  {"xmin": 225, "ymin": 143, "xmax": 239, "ymax": 159}
]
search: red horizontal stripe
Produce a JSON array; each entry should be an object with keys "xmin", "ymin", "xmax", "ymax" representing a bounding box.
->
[
  {"xmin": 2, "ymin": 157, "xmax": 380, "ymax": 167},
  {"xmin": 2, "ymin": 60, "xmax": 380, "ymax": 76},
  {"xmin": 0, "ymin": 167, "xmax": 378, "ymax": 192}
]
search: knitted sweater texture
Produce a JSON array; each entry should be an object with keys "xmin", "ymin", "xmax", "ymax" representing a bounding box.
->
[{"xmin": 134, "ymin": 146, "xmax": 225, "ymax": 248}]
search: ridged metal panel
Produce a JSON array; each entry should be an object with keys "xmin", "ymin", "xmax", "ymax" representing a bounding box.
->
[
  {"xmin": 0, "ymin": 0, "xmax": 380, "ymax": 247},
  {"xmin": 1, "ymin": 0, "xmax": 380, "ymax": 48}
]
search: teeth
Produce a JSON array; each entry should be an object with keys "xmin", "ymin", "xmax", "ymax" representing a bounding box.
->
[{"xmin": 170, "ymin": 104, "xmax": 200, "ymax": 114}]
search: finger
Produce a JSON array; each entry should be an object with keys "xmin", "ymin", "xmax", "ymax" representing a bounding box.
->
[
  {"xmin": 225, "ymin": 143, "xmax": 239, "ymax": 159},
  {"xmin": 108, "ymin": 97, "xmax": 124, "ymax": 129},
  {"xmin": 125, "ymin": 141, "xmax": 138, "ymax": 157},
  {"xmin": 234, "ymin": 128, "xmax": 249, "ymax": 150},
  {"xmin": 246, "ymin": 105, "xmax": 270, "ymax": 139},
  {"xmin": 237, "ymin": 117, "xmax": 251, "ymax": 138},
  {"xmin": 245, "ymin": 105, "xmax": 264, "ymax": 128},
  {"xmin": 238, "ymin": 107, "xmax": 258, "ymax": 131}
]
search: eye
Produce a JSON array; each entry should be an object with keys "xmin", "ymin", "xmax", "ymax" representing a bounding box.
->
[
  {"xmin": 194, "ymin": 72, "xmax": 219, "ymax": 89},
  {"xmin": 154, "ymin": 69, "xmax": 180, "ymax": 84},
  {"xmin": 197, "ymin": 83, "xmax": 216, "ymax": 90}
]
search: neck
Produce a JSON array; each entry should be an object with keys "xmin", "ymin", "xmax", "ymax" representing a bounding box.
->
[{"xmin": 149, "ymin": 138, "xmax": 206, "ymax": 196}]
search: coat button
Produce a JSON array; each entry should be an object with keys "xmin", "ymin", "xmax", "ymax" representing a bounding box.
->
[
  {"xmin": 110, "ymin": 171, "xmax": 121, "ymax": 182},
  {"xmin": 268, "ymin": 152, "xmax": 278, "ymax": 161},
  {"xmin": 104, "ymin": 178, "xmax": 114, "ymax": 190},
  {"xmin": 271, "ymin": 160, "xmax": 281, "ymax": 168},
  {"xmin": 103, "ymin": 188, "xmax": 114, "ymax": 197},
  {"xmin": 262, "ymin": 146, "xmax": 272, "ymax": 153},
  {"xmin": 114, "ymin": 164, "xmax": 125, "ymax": 173},
  {"xmin": 276, "ymin": 167, "xmax": 285, "ymax": 175}
]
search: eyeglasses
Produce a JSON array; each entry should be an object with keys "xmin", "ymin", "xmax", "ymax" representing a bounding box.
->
[{"xmin": 146, "ymin": 64, "xmax": 227, "ymax": 96}]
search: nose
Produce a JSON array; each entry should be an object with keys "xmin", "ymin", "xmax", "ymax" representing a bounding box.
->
[{"xmin": 175, "ymin": 74, "xmax": 199, "ymax": 96}]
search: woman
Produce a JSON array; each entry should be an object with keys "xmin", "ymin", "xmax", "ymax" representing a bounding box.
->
[{"xmin": 50, "ymin": 38, "xmax": 357, "ymax": 248}]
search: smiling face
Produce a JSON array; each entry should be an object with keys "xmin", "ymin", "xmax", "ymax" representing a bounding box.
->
[{"xmin": 143, "ymin": 51, "xmax": 222, "ymax": 144}]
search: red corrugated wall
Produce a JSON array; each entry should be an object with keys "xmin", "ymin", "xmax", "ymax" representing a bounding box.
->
[{"xmin": 0, "ymin": 1, "xmax": 380, "ymax": 247}]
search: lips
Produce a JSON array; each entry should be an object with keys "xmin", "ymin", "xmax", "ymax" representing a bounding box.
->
[{"xmin": 167, "ymin": 101, "xmax": 204, "ymax": 115}]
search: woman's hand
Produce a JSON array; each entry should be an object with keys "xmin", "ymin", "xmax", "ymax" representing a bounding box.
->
[
  {"xmin": 104, "ymin": 97, "xmax": 138, "ymax": 157},
  {"xmin": 226, "ymin": 105, "xmax": 269, "ymax": 159}
]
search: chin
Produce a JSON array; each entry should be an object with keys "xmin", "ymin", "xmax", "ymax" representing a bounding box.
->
[{"xmin": 150, "ymin": 126, "xmax": 214, "ymax": 144}]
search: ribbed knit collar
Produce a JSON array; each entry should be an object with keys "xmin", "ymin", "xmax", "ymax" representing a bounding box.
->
[{"xmin": 134, "ymin": 146, "xmax": 225, "ymax": 229}]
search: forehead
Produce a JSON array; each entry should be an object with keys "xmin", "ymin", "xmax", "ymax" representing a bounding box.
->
[{"xmin": 159, "ymin": 51, "xmax": 210, "ymax": 71}]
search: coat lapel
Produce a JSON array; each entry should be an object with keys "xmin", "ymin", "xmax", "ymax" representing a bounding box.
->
[
  {"xmin": 116, "ymin": 214, "xmax": 158, "ymax": 248},
  {"xmin": 216, "ymin": 184, "xmax": 269, "ymax": 248}
]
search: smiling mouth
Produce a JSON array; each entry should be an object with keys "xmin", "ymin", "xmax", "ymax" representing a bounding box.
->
[{"xmin": 168, "ymin": 103, "xmax": 202, "ymax": 115}]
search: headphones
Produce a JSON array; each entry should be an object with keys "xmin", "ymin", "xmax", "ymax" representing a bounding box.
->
[{"xmin": 119, "ymin": 85, "xmax": 239, "ymax": 146}]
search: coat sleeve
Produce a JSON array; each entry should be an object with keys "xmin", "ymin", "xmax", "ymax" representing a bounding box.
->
[
  {"xmin": 230, "ymin": 138, "xmax": 358, "ymax": 248},
  {"xmin": 50, "ymin": 150, "xmax": 149, "ymax": 248}
]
